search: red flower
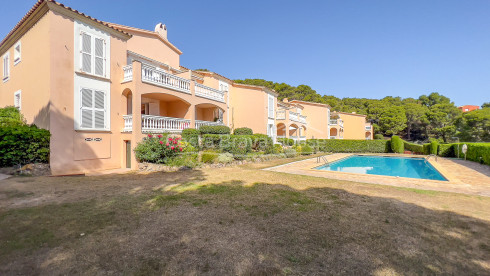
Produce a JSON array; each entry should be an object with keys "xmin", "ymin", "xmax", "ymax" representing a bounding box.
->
[
  {"xmin": 159, "ymin": 140, "xmax": 163, "ymax": 144},
  {"xmin": 157, "ymin": 134, "xmax": 162, "ymax": 138},
  {"xmin": 148, "ymin": 134, "xmax": 153, "ymax": 138},
  {"xmin": 166, "ymin": 143, "xmax": 169, "ymax": 146},
  {"xmin": 168, "ymin": 138, "xmax": 172, "ymax": 141},
  {"xmin": 179, "ymin": 147, "xmax": 183, "ymax": 151},
  {"xmin": 173, "ymin": 140, "xmax": 177, "ymax": 144},
  {"xmin": 171, "ymin": 146, "xmax": 174, "ymax": 150}
]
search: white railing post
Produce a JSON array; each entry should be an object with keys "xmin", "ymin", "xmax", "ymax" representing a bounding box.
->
[
  {"xmin": 138, "ymin": 115, "xmax": 191, "ymax": 133},
  {"xmin": 140, "ymin": 64, "xmax": 191, "ymax": 94},
  {"xmin": 123, "ymin": 65, "xmax": 133, "ymax": 82},
  {"xmin": 194, "ymin": 82, "xmax": 225, "ymax": 102},
  {"xmin": 122, "ymin": 115, "xmax": 133, "ymax": 132}
]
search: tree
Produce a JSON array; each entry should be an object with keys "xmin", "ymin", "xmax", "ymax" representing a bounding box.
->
[
  {"xmin": 456, "ymin": 108, "xmax": 490, "ymax": 142},
  {"xmin": 419, "ymin": 92, "xmax": 451, "ymax": 107},
  {"xmin": 425, "ymin": 103, "xmax": 461, "ymax": 142},
  {"xmin": 402, "ymin": 98, "xmax": 427, "ymax": 140},
  {"xmin": 378, "ymin": 106, "xmax": 407, "ymax": 135},
  {"xmin": 482, "ymin": 102, "xmax": 490, "ymax": 109},
  {"xmin": 0, "ymin": 106, "xmax": 25, "ymax": 127}
]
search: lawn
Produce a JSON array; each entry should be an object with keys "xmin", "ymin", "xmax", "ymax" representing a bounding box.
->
[{"xmin": 0, "ymin": 157, "xmax": 489, "ymax": 275}]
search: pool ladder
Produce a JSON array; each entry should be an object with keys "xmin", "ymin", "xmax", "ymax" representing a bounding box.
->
[
  {"xmin": 425, "ymin": 154, "xmax": 438, "ymax": 162},
  {"xmin": 317, "ymin": 156, "xmax": 329, "ymax": 165}
]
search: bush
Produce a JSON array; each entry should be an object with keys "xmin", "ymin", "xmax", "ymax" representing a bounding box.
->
[
  {"xmin": 134, "ymin": 135, "xmax": 183, "ymax": 164},
  {"xmin": 301, "ymin": 144, "xmax": 313, "ymax": 155},
  {"xmin": 230, "ymin": 136, "xmax": 253, "ymax": 159},
  {"xmin": 307, "ymin": 139, "xmax": 389, "ymax": 153},
  {"xmin": 423, "ymin": 143, "xmax": 431, "ymax": 155},
  {"xmin": 199, "ymin": 125, "xmax": 230, "ymax": 135},
  {"xmin": 0, "ymin": 125, "xmax": 50, "ymax": 166},
  {"xmin": 0, "ymin": 106, "xmax": 25, "ymax": 127},
  {"xmin": 217, "ymin": 152, "xmax": 234, "ymax": 164},
  {"xmin": 181, "ymin": 128, "xmax": 200, "ymax": 148},
  {"xmin": 166, "ymin": 153, "xmax": 199, "ymax": 168},
  {"xmin": 436, "ymin": 143, "xmax": 490, "ymax": 165},
  {"xmin": 403, "ymin": 141, "xmax": 424, "ymax": 154},
  {"xmin": 390, "ymin": 136, "xmax": 404, "ymax": 153},
  {"xmin": 201, "ymin": 151, "xmax": 218, "ymax": 164},
  {"xmin": 251, "ymin": 134, "xmax": 273, "ymax": 153},
  {"xmin": 430, "ymin": 140, "xmax": 439, "ymax": 155},
  {"xmin": 273, "ymin": 144, "xmax": 283, "ymax": 154},
  {"xmin": 438, "ymin": 144, "xmax": 454, "ymax": 157},
  {"xmin": 277, "ymin": 138, "xmax": 294, "ymax": 146},
  {"xmin": 284, "ymin": 148, "xmax": 298, "ymax": 158},
  {"xmin": 201, "ymin": 134, "xmax": 230, "ymax": 150},
  {"xmin": 374, "ymin": 134, "xmax": 384, "ymax": 140},
  {"xmin": 233, "ymin": 127, "xmax": 253, "ymax": 135}
]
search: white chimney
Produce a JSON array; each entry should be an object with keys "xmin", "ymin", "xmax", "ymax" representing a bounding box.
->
[{"xmin": 155, "ymin": 23, "xmax": 167, "ymax": 40}]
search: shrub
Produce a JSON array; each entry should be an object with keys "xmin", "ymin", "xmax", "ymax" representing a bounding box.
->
[
  {"xmin": 374, "ymin": 134, "xmax": 384, "ymax": 140},
  {"xmin": 201, "ymin": 151, "xmax": 218, "ymax": 164},
  {"xmin": 134, "ymin": 135, "xmax": 183, "ymax": 164},
  {"xmin": 438, "ymin": 144, "xmax": 454, "ymax": 157},
  {"xmin": 217, "ymin": 152, "xmax": 234, "ymax": 164},
  {"xmin": 430, "ymin": 140, "xmax": 439, "ymax": 155},
  {"xmin": 403, "ymin": 141, "xmax": 424, "ymax": 154},
  {"xmin": 0, "ymin": 125, "xmax": 50, "ymax": 166},
  {"xmin": 273, "ymin": 144, "xmax": 283, "ymax": 154},
  {"xmin": 423, "ymin": 143, "xmax": 431, "ymax": 155},
  {"xmin": 251, "ymin": 134, "xmax": 273, "ymax": 153},
  {"xmin": 301, "ymin": 144, "xmax": 313, "ymax": 155},
  {"xmin": 437, "ymin": 143, "xmax": 490, "ymax": 165},
  {"xmin": 277, "ymin": 138, "xmax": 294, "ymax": 146},
  {"xmin": 0, "ymin": 106, "xmax": 25, "ymax": 127},
  {"xmin": 233, "ymin": 127, "xmax": 253, "ymax": 135},
  {"xmin": 308, "ymin": 139, "xmax": 389, "ymax": 153},
  {"xmin": 199, "ymin": 125, "xmax": 230, "ymax": 135},
  {"xmin": 201, "ymin": 134, "xmax": 230, "ymax": 150},
  {"xmin": 181, "ymin": 128, "xmax": 199, "ymax": 148},
  {"xmin": 230, "ymin": 136, "xmax": 253, "ymax": 159},
  {"xmin": 390, "ymin": 136, "xmax": 404, "ymax": 153},
  {"xmin": 284, "ymin": 148, "xmax": 298, "ymax": 158},
  {"xmin": 166, "ymin": 153, "xmax": 199, "ymax": 168}
]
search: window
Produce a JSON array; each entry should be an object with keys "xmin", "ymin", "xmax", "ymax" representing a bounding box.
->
[
  {"xmin": 80, "ymin": 87, "xmax": 107, "ymax": 129},
  {"xmin": 80, "ymin": 32, "xmax": 106, "ymax": 77},
  {"xmin": 3, "ymin": 52, "xmax": 9, "ymax": 81},
  {"xmin": 268, "ymin": 95, "xmax": 274, "ymax": 118},
  {"xmin": 14, "ymin": 41, "xmax": 21, "ymax": 65},
  {"xmin": 14, "ymin": 90, "xmax": 21, "ymax": 110}
]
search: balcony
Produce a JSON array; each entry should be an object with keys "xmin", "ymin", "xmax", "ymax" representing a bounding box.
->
[
  {"xmin": 329, "ymin": 119, "xmax": 343, "ymax": 127},
  {"xmin": 195, "ymin": 83, "xmax": 225, "ymax": 103},
  {"xmin": 195, "ymin": 120, "xmax": 224, "ymax": 129},
  {"xmin": 122, "ymin": 114, "xmax": 191, "ymax": 133},
  {"xmin": 141, "ymin": 64, "xmax": 191, "ymax": 94},
  {"xmin": 123, "ymin": 65, "xmax": 133, "ymax": 82},
  {"xmin": 365, "ymin": 125, "xmax": 372, "ymax": 131},
  {"xmin": 276, "ymin": 110, "xmax": 286, "ymax": 120}
]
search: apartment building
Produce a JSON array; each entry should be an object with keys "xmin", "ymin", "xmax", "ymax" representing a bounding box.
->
[{"xmin": 330, "ymin": 112, "xmax": 373, "ymax": 140}]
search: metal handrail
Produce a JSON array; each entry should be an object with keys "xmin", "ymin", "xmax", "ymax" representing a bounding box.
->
[{"xmin": 316, "ymin": 155, "xmax": 329, "ymax": 165}]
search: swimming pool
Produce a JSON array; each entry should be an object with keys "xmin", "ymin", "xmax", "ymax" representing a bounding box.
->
[{"xmin": 315, "ymin": 155, "xmax": 447, "ymax": 181}]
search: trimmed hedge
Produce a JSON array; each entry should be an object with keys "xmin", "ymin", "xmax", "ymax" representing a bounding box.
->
[
  {"xmin": 278, "ymin": 138, "xmax": 295, "ymax": 146},
  {"xmin": 374, "ymin": 134, "xmax": 384, "ymax": 140},
  {"xmin": 251, "ymin": 134, "xmax": 274, "ymax": 154},
  {"xmin": 437, "ymin": 143, "xmax": 490, "ymax": 165},
  {"xmin": 181, "ymin": 128, "xmax": 199, "ymax": 148},
  {"xmin": 202, "ymin": 134, "xmax": 229, "ymax": 150},
  {"xmin": 199, "ymin": 125, "xmax": 230, "ymax": 135},
  {"xmin": 0, "ymin": 125, "xmax": 50, "ymax": 166},
  {"xmin": 307, "ymin": 139, "xmax": 390, "ymax": 153},
  {"xmin": 390, "ymin": 136, "xmax": 404, "ymax": 153},
  {"xmin": 423, "ymin": 143, "xmax": 431, "ymax": 155},
  {"xmin": 234, "ymin": 127, "xmax": 253, "ymax": 135},
  {"xmin": 403, "ymin": 141, "xmax": 425, "ymax": 154},
  {"xmin": 430, "ymin": 140, "xmax": 439, "ymax": 155}
]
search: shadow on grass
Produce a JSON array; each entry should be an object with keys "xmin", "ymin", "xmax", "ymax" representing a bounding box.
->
[{"xmin": 0, "ymin": 179, "xmax": 489, "ymax": 275}]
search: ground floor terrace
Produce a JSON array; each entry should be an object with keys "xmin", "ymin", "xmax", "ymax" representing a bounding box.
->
[{"xmin": 0, "ymin": 156, "xmax": 489, "ymax": 274}]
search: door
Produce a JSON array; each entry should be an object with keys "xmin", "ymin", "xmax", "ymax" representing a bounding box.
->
[{"xmin": 125, "ymin": 141, "xmax": 131, "ymax": 168}]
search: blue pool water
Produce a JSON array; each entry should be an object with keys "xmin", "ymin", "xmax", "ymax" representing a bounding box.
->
[{"xmin": 316, "ymin": 155, "xmax": 447, "ymax": 181}]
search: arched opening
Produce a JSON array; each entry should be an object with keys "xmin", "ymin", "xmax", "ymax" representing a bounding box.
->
[
  {"xmin": 277, "ymin": 123, "xmax": 286, "ymax": 137},
  {"xmin": 330, "ymin": 128, "xmax": 338, "ymax": 138},
  {"xmin": 301, "ymin": 125, "xmax": 307, "ymax": 138},
  {"xmin": 195, "ymin": 103, "xmax": 225, "ymax": 129},
  {"xmin": 122, "ymin": 88, "xmax": 133, "ymax": 115},
  {"xmin": 140, "ymin": 93, "xmax": 192, "ymax": 133},
  {"xmin": 365, "ymin": 131, "xmax": 372, "ymax": 140},
  {"xmin": 289, "ymin": 124, "xmax": 299, "ymax": 138}
]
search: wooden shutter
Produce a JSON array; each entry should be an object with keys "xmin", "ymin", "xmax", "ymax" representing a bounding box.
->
[
  {"xmin": 94, "ymin": 90, "xmax": 105, "ymax": 129},
  {"xmin": 81, "ymin": 88, "xmax": 93, "ymax": 128},
  {"xmin": 81, "ymin": 32, "xmax": 92, "ymax": 73},
  {"xmin": 94, "ymin": 38, "xmax": 105, "ymax": 76}
]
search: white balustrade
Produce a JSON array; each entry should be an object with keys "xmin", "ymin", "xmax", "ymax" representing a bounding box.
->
[
  {"xmin": 299, "ymin": 115, "xmax": 307, "ymax": 124},
  {"xmin": 277, "ymin": 135, "xmax": 286, "ymax": 138},
  {"xmin": 123, "ymin": 65, "xmax": 133, "ymax": 82},
  {"xmin": 289, "ymin": 111, "xmax": 299, "ymax": 122},
  {"xmin": 276, "ymin": 110, "xmax": 286, "ymax": 120},
  {"xmin": 141, "ymin": 64, "xmax": 191, "ymax": 94},
  {"xmin": 122, "ymin": 115, "xmax": 133, "ymax": 132},
  {"xmin": 365, "ymin": 125, "xmax": 372, "ymax": 131},
  {"xmin": 195, "ymin": 120, "xmax": 224, "ymax": 129},
  {"xmin": 329, "ymin": 119, "xmax": 338, "ymax": 125},
  {"xmin": 330, "ymin": 136, "xmax": 337, "ymax": 139},
  {"xmin": 195, "ymin": 83, "xmax": 225, "ymax": 102},
  {"xmin": 142, "ymin": 115, "xmax": 190, "ymax": 133}
]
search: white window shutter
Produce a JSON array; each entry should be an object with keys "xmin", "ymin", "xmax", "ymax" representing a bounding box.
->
[
  {"xmin": 94, "ymin": 38, "xmax": 104, "ymax": 76},
  {"xmin": 81, "ymin": 88, "xmax": 93, "ymax": 128},
  {"xmin": 81, "ymin": 32, "xmax": 92, "ymax": 73},
  {"xmin": 94, "ymin": 90, "xmax": 105, "ymax": 128}
]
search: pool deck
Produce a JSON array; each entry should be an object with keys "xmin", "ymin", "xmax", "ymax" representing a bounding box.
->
[{"xmin": 264, "ymin": 153, "xmax": 490, "ymax": 197}]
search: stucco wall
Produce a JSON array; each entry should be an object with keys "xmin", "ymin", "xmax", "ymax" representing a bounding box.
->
[
  {"xmin": 125, "ymin": 31, "xmax": 180, "ymax": 68},
  {"xmin": 338, "ymin": 113, "xmax": 368, "ymax": 140},
  {"xmin": 290, "ymin": 101, "xmax": 330, "ymax": 139},
  {"xmin": 230, "ymin": 85, "xmax": 267, "ymax": 134}
]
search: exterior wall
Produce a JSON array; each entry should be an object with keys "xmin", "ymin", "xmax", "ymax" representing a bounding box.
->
[
  {"xmin": 290, "ymin": 101, "xmax": 330, "ymax": 139},
  {"xmin": 458, "ymin": 105, "xmax": 480, "ymax": 112},
  {"xmin": 0, "ymin": 12, "xmax": 51, "ymax": 129},
  {"xmin": 338, "ymin": 113, "xmax": 368, "ymax": 140},
  {"xmin": 229, "ymin": 85, "xmax": 268, "ymax": 134},
  {"xmin": 125, "ymin": 31, "xmax": 180, "ymax": 68}
]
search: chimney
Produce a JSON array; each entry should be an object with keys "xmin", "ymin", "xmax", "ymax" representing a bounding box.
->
[
  {"xmin": 283, "ymin": 98, "xmax": 288, "ymax": 103},
  {"xmin": 155, "ymin": 23, "xmax": 167, "ymax": 40}
]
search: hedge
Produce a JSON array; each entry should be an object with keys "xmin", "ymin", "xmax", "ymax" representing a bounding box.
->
[
  {"xmin": 390, "ymin": 136, "xmax": 404, "ymax": 154},
  {"xmin": 437, "ymin": 143, "xmax": 490, "ymax": 165},
  {"xmin": 0, "ymin": 125, "xmax": 50, "ymax": 166},
  {"xmin": 403, "ymin": 141, "xmax": 425, "ymax": 154},
  {"xmin": 233, "ymin": 127, "xmax": 253, "ymax": 135},
  {"xmin": 423, "ymin": 143, "xmax": 431, "ymax": 155},
  {"xmin": 277, "ymin": 137, "xmax": 295, "ymax": 146},
  {"xmin": 202, "ymin": 134, "xmax": 229, "ymax": 150},
  {"xmin": 181, "ymin": 128, "xmax": 199, "ymax": 148},
  {"xmin": 430, "ymin": 140, "xmax": 439, "ymax": 155},
  {"xmin": 374, "ymin": 134, "xmax": 384, "ymax": 140},
  {"xmin": 251, "ymin": 134, "xmax": 274, "ymax": 153},
  {"xmin": 199, "ymin": 125, "xmax": 230, "ymax": 135},
  {"xmin": 307, "ymin": 139, "xmax": 390, "ymax": 153}
]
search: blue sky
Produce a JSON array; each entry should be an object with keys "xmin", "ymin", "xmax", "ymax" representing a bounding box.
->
[{"xmin": 2, "ymin": 0, "xmax": 489, "ymax": 106}]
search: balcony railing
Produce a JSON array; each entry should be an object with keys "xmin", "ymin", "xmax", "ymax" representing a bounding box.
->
[
  {"xmin": 121, "ymin": 115, "xmax": 191, "ymax": 133},
  {"xmin": 329, "ymin": 119, "xmax": 343, "ymax": 127},
  {"xmin": 141, "ymin": 64, "xmax": 191, "ymax": 94},
  {"xmin": 123, "ymin": 65, "xmax": 133, "ymax": 82},
  {"xmin": 195, "ymin": 120, "xmax": 224, "ymax": 129},
  {"xmin": 289, "ymin": 111, "xmax": 299, "ymax": 122},
  {"xmin": 365, "ymin": 125, "xmax": 372, "ymax": 131},
  {"xmin": 195, "ymin": 83, "xmax": 225, "ymax": 102},
  {"xmin": 276, "ymin": 110, "xmax": 286, "ymax": 120},
  {"xmin": 299, "ymin": 115, "xmax": 307, "ymax": 124}
]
